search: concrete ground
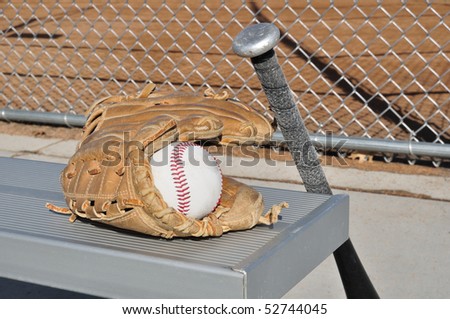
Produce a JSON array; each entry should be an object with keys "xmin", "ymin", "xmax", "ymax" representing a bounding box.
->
[{"xmin": 0, "ymin": 133, "xmax": 449, "ymax": 299}]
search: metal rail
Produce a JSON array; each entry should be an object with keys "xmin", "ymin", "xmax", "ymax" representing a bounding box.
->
[{"xmin": 2, "ymin": 108, "xmax": 449, "ymax": 161}]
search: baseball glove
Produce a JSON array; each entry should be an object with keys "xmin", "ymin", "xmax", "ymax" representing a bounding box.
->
[{"xmin": 46, "ymin": 83, "xmax": 288, "ymax": 238}]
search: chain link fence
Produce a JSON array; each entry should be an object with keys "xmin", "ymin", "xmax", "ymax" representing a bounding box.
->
[{"xmin": 1, "ymin": 1, "xmax": 449, "ymax": 151}]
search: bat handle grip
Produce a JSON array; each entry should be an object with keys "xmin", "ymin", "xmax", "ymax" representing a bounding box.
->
[{"xmin": 233, "ymin": 23, "xmax": 332, "ymax": 194}]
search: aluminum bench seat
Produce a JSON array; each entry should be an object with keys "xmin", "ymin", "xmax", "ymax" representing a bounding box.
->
[{"xmin": 0, "ymin": 157, "xmax": 348, "ymax": 298}]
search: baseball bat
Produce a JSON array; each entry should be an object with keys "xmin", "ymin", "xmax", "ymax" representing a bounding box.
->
[{"xmin": 232, "ymin": 23, "xmax": 379, "ymax": 298}]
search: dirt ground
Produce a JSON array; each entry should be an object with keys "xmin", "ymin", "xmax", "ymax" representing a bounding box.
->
[
  {"xmin": 1, "ymin": 120, "xmax": 448, "ymax": 178},
  {"xmin": 1, "ymin": 0, "xmax": 449, "ymax": 142}
]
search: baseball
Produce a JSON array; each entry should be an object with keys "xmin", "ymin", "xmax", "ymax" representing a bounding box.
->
[{"xmin": 150, "ymin": 142, "xmax": 222, "ymax": 220}]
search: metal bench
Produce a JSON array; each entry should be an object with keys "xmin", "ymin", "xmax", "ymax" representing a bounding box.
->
[{"xmin": 0, "ymin": 157, "xmax": 348, "ymax": 298}]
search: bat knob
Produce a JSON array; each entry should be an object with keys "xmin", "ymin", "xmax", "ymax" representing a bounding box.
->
[{"xmin": 232, "ymin": 23, "xmax": 280, "ymax": 58}]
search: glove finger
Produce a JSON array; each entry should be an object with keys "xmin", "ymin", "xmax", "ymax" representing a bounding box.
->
[
  {"xmin": 177, "ymin": 115, "xmax": 223, "ymax": 141},
  {"xmin": 134, "ymin": 116, "xmax": 178, "ymax": 149},
  {"xmin": 212, "ymin": 176, "xmax": 285, "ymax": 232}
]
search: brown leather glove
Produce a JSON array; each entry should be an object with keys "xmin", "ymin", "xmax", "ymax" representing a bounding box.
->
[{"xmin": 47, "ymin": 83, "xmax": 287, "ymax": 238}]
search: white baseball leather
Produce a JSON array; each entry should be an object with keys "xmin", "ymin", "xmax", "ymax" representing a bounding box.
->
[{"xmin": 150, "ymin": 142, "xmax": 222, "ymax": 220}]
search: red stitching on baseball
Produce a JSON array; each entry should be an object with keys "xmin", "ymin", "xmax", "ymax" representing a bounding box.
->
[
  {"xmin": 213, "ymin": 153, "xmax": 223, "ymax": 209},
  {"xmin": 169, "ymin": 142, "xmax": 196, "ymax": 215}
]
